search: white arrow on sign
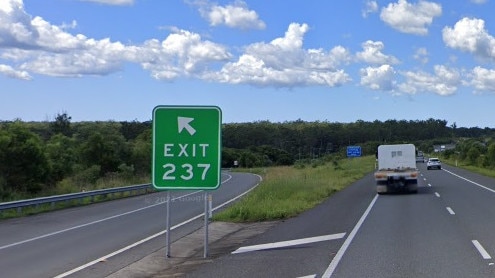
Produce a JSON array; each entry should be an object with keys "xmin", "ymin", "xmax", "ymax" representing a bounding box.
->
[{"xmin": 178, "ymin": 116, "xmax": 196, "ymax": 135}]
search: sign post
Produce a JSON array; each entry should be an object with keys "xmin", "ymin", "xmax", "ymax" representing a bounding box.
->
[{"xmin": 152, "ymin": 105, "xmax": 222, "ymax": 258}]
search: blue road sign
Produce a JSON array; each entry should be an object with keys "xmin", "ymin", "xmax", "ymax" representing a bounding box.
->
[{"xmin": 347, "ymin": 146, "xmax": 362, "ymax": 157}]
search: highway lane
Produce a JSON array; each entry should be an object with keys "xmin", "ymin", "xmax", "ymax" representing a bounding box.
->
[
  {"xmin": 332, "ymin": 162, "xmax": 495, "ymax": 277},
  {"xmin": 187, "ymin": 172, "xmax": 378, "ymax": 278},
  {"xmin": 188, "ymin": 163, "xmax": 495, "ymax": 277},
  {"xmin": 0, "ymin": 171, "xmax": 261, "ymax": 278}
]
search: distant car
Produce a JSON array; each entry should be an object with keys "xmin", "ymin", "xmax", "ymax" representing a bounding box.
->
[
  {"xmin": 416, "ymin": 151, "xmax": 425, "ymax": 163},
  {"xmin": 427, "ymin": 158, "xmax": 442, "ymax": 170}
]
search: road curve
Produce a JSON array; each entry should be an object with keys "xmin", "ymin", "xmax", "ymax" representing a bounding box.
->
[{"xmin": 0, "ymin": 171, "xmax": 261, "ymax": 278}]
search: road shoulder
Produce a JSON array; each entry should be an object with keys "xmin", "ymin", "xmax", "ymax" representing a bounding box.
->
[{"xmin": 106, "ymin": 221, "xmax": 280, "ymax": 278}]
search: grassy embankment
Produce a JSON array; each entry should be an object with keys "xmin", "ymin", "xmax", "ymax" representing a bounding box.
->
[
  {"xmin": 441, "ymin": 157, "xmax": 495, "ymax": 178},
  {"xmin": 212, "ymin": 155, "xmax": 376, "ymax": 223}
]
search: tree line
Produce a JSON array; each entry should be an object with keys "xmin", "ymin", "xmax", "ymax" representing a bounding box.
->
[{"xmin": 1, "ymin": 113, "xmax": 494, "ymax": 200}]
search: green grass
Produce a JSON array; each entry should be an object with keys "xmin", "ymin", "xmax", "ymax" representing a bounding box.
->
[
  {"xmin": 442, "ymin": 158, "xmax": 495, "ymax": 178},
  {"xmin": 213, "ymin": 156, "xmax": 375, "ymax": 223}
]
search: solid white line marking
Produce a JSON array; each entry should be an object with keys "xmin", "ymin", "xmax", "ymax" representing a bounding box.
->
[
  {"xmin": 443, "ymin": 169, "xmax": 495, "ymax": 194},
  {"xmin": 472, "ymin": 240, "xmax": 492, "ymax": 259},
  {"xmin": 435, "ymin": 192, "xmax": 440, "ymax": 198},
  {"xmin": 446, "ymin": 207, "xmax": 455, "ymax": 215},
  {"xmin": 1, "ymin": 175, "xmax": 235, "ymax": 251},
  {"xmin": 232, "ymin": 233, "xmax": 346, "ymax": 254},
  {"xmin": 298, "ymin": 275, "xmax": 317, "ymax": 278},
  {"xmin": 322, "ymin": 194, "xmax": 378, "ymax": 278},
  {"xmin": 0, "ymin": 189, "xmax": 201, "ymax": 251},
  {"xmin": 53, "ymin": 174, "xmax": 262, "ymax": 278}
]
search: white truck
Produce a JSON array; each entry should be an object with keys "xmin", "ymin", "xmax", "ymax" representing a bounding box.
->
[{"xmin": 374, "ymin": 144, "xmax": 418, "ymax": 194}]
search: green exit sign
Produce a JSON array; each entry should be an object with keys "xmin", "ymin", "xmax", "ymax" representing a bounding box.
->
[{"xmin": 152, "ymin": 106, "xmax": 222, "ymax": 190}]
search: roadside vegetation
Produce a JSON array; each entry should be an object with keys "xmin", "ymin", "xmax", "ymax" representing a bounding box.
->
[
  {"xmin": 434, "ymin": 137, "xmax": 495, "ymax": 179},
  {"xmin": 1, "ymin": 113, "xmax": 495, "ymax": 206},
  {"xmin": 212, "ymin": 155, "xmax": 375, "ymax": 222}
]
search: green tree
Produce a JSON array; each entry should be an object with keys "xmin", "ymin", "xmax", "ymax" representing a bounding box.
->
[
  {"xmin": 466, "ymin": 146, "xmax": 481, "ymax": 165},
  {"xmin": 130, "ymin": 129, "xmax": 151, "ymax": 175},
  {"xmin": 79, "ymin": 132, "xmax": 127, "ymax": 175},
  {"xmin": 45, "ymin": 134, "xmax": 76, "ymax": 182},
  {"xmin": 487, "ymin": 142, "xmax": 495, "ymax": 167},
  {"xmin": 0, "ymin": 122, "xmax": 50, "ymax": 195},
  {"xmin": 50, "ymin": 112, "xmax": 72, "ymax": 137}
]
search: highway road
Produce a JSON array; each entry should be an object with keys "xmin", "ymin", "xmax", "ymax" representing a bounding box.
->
[
  {"xmin": 187, "ymin": 163, "xmax": 495, "ymax": 278},
  {"xmin": 0, "ymin": 171, "xmax": 261, "ymax": 278}
]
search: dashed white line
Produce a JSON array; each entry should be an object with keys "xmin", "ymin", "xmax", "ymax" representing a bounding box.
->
[
  {"xmin": 446, "ymin": 207, "xmax": 455, "ymax": 215},
  {"xmin": 428, "ymin": 183, "xmax": 432, "ymax": 187},
  {"xmin": 472, "ymin": 240, "xmax": 492, "ymax": 259},
  {"xmin": 232, "ymin": 233, "xmax": 346, "ymax": 254},
  {"xmin": 434, "ymin": 192, "xmax": 440, "ymax": 198}
]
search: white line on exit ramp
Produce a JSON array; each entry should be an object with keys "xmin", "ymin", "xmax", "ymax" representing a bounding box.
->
[{"xmin": 231, "ymin": 233, "xmax": 346, "ymax": 254}]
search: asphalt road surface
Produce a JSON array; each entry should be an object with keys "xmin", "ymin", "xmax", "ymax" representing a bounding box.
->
[
  {"xmin": 3, "ymin": 163, "xmax": 495, "ymax": 278},
  {"xmin": 0, "ymin": 171, "xmax": 261, "ymax": 278},
  {"xmin": 186, "ymin": 163, "xmax": 495, "ymax": 278}
]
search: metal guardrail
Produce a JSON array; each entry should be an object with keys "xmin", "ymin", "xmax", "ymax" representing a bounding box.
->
[{"xmin": 0, "ymin": 184, "xmax": 154, "ymax": 215}]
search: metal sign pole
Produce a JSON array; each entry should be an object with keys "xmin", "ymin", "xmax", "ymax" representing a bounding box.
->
[
  {"xmin": 203, "ymin": 191, "xmax": 209, "ymax": 258},
  {"xmin": 166, "ymin": 191, "xmax": 171, "ymax": 258}
]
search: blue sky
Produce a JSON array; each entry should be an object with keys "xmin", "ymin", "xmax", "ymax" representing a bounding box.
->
[{"xmin": 1, "ymin": 0, "xmax": 495, "ymax": 128}]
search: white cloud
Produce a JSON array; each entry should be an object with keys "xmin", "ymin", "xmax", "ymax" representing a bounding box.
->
[
  {"xmin": 362, "ymin": 1, "xmax": 378, "ymax": 18},
  {"xmin": 399, "ymin": 65, "xmax": 461, "ymax": 95},
  {"xmin": 413, "ymin": 47, "xmax": 429, "ymax": 64},
  {"xmin": 0, "ymin": 0, "xmax": 232, "ymax": 78},
  {"xmin": 137, "ymin": 29, "xmax": 232, "ymax": 80},
  {"xmin": 442, "ymin": 17, "xmax": 495, "ymax": 62},
  {"xmin": 380, "ymin": 0, "xmax": 442, "ymax": 35},
  {"xmin": 207, "ymin": 23, "xmax": 351, "ymax": 87},
  {"xmin": 19, "ymin": 39, "xmax": 130, "ymax": 77},
  {"xmin": 198, "ymin": 1, "xmax": 266, "ymax": 30},
  {"xmin": 0, "ymin": 64, "xmax": 31, "ymax": 79},
  {"xmin": 0, "ymin": 0, "xmax": 39, "ymax": 49},
  {"xmin": 471, "ymin": 0, "xmax": 487, "ymax": 4},
  {"xmin": 356, "ymin": 40, "xmax": 400, "ymax": 65},
  {"xmin": 360, "ymin": 64, "xmax": 396, "ymax": 91},
  {"xmin": 469, "ymin": 66, "xmax": 495, "ymax": 92}
]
